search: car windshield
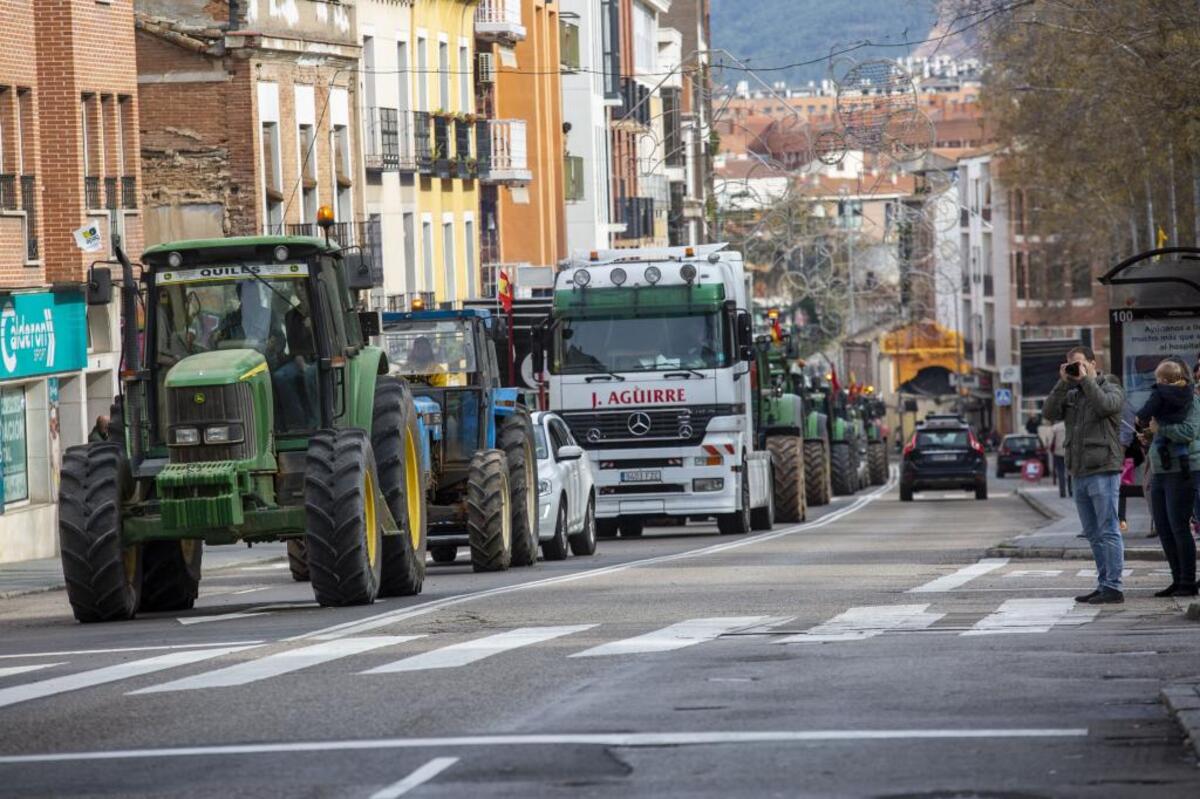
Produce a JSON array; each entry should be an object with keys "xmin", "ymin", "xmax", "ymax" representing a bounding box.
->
[
  {"xmin": 533, "ymin": 425, "xmax": 549, "ymax": 460},
  {"xmin": 1006, "ymin": 436, "xmax": 1039, "ymax": 450},
  {"xmin": 917, "ymin": 429, "xmax": 969, "ymax": 448},
  {"xmin": 385, "ymin": 319, "xmax": 477, "ymax": 387},
  {"xmin": 554, "ymin": 312, "xmax": 728, "ymax": 374}
]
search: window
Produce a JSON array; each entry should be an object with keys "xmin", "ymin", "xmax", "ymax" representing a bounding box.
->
[
  {"xmin": 1014, "ymin": 252, "xmax": 1027, "ymax": 300},
  {"xmin": 298, "ymin": 123, "xmax": 318, "ymax": 223},
  {"xmin": 443, "ymin": 220, "xmax": 456, "ymax": 300},
  {"xmin": 600, "ymin": 0, "xmax": 620, "ymax": 100},
  {"xmin": 662, "ymin": 88, "xmax": 683, "ymax": 167},
  {"xmin": 362, "ymin": 35, "xmax": 377, "ymax": 114},
  {"xmin": 404, "ymin": 212, "xmax": 417, "ymax": 292},
  {"xmin": 397, "ymin": 41, "xmax": 410, "ymax": 113},
  {"xmin": 118, "ymin": 96, "xmax": 136, "ymax": 208},
  {"xmin": 632, "ymin": 1, "xmax": 656, "ymax": 75},
  {"xmin": 261, "ymin": 121, "xmax": 283, "ymax": 231},
  {"xmin": 417, "ymin": 37, "xmax": 428, "ymax": 111},
  {"xmin": 422, "ymin": 218, "xmax": 434, "ymax": 291},
  {"xmin": 560, "ymin": 18, "xmax": 580, "ymax": 71},
  {"xmin": 438, "ymin": 41, "xmax": 450, "ymax": 111},
  {"xmin": 332, "ymin": 123, "xmax": 351, "ymax": 223},
  {"xmin": 458, "ymin": 44, "xmax": 470, "ymax": 113},
  {"xmin": 1071, "ymin": 262, "xmax": 1092, "ymax": 300},
  {"xmin": 1, "ymin": 386, "xmax": 28, "ymax": 504},
  {"xmin": 464, "ymin": 217, "xmax": 476, "ymax": 298},
  {"xmin": 564, "ymin": 154, "xmax": 584, "ymax": 202}
]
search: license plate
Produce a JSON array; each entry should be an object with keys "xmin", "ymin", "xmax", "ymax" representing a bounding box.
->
[
  {"xmin": 1014, "ymin": 459, "xmax": 1026, "ymax": 467},
  {"xmin": 929, "ymin": 453, "xmax": 958, "ymax": 462},
  {"xmin": 621, "ymin": 470, "xmax": 661, "ymax": 483}
]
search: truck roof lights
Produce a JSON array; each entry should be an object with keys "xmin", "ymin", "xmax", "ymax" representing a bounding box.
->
[
  {"xmin": 680, "ymin": 263, "xmax": 697, "ymax": 283},
  {"xmin": 573, "ymin": 269, "xmax": 591, "ymax": 287},
  {"xmin": 167, "ymin": 251, "xmax": 184, "ymax": 268},
  {"xmin": 610, "ymin": 267, "xmax": 627, "ymax": 286},
  {"xmin": 273, "ymin": 245, "xmax": 289, "ymax": 262},
  {"xmin": 644, "ymin": 265, "xmax": 661, "ymax": 284}
]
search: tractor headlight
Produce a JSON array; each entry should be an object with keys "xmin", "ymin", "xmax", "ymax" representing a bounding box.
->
[
  {"xmin": 204, "ymin": 424, "xmax": 245, "ymax": 445},
  {"xmin": 172, "ymin": 427, "xmax": 200, "ymax": 446},
  {"xmin": 538, "ymin": 479, "xmax": 552, "ymax": 497}
]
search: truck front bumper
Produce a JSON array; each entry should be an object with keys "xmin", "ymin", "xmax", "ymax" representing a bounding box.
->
[{"xmin": 591, "ymin": 445, "xmax": 739, "ymax": 520}]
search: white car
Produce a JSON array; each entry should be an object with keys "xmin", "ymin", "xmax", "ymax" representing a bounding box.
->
[{"xmin": 532, "ymin": 411, "xmax": 597, "ymax": 560}]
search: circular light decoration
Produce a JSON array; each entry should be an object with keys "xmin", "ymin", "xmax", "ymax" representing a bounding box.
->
[
  {"xmin": 573, "ymin": 269, "xmax": 591, "ymax": 288},
  {"xmin": 680, "ymin": 263, "xmax": 698, "ymax": 283},
  {"xmin": 644, "ymin": 265, "xmax": 662, "ymax": 285},
  {"xmin": 273, "ymin": 245, "xmax": 289, "ymax": 263},
  {"xmin": 610, "ymin": 267, "xmax": 627, "ymax": 286},
  {"xmin": 167, "ymin": 251, "xmax": 184, "ymax": 269}
]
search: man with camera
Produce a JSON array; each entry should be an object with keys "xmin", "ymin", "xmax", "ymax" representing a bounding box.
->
[{"xmin": 1042, "ymin": 346, "xmax": 1127, "ymax": 603}]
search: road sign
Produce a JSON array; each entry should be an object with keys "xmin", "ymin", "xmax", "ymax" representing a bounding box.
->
[
  {"xmin": 1022, "ymin": 459, "xmax": 1044, "ymax": 482},
  {"xmin": 999, "ymin": 365, "xmax": 1020, "ymax": 384},
  {"xmin": 994, "ymin": 388, "xmax": 1013, "ymax": 407}
]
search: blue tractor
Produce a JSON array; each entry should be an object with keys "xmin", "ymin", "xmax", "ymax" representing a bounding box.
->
[{"xmin": 380, "ymin": 308, "xmax": 538, "ymax": 571}]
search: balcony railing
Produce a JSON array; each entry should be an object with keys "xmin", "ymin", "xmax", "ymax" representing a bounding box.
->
[
  {"xmin": 286, "ymin": 221, "xmax": 356, "ymax": 246},
  {"xmin": 480, "ymin": 119, "xmax": 530, "ymax": 184},
  {"xmin": 564, "ymin": 155, "xmax": 584, "ymax": 202},
  {"xmin": 475, "ymin": 0, "xmax": 526, "ymax": 43},
  {"xmin": 365, "ymin": 107, "xmax": 402, "ymax": 172},
  {"xmin": 0, "ymin": 174, "xmax": 16, "ymax": 210},
  {"xmin": 105, "ymin": 177, "xmax": 119, "ymax": 211},
  {"xmin": 21, "ymin": 175, "xmax": 37, "ymax": 261},
  {"xmin": 414, "ymin": 111, "xmax": 433, "ymax": 173},
  {"xmin": 285, "ymin": 219, "xmax": 383, "ymax": 288},
  {"xmin": 85, "ymin": 176, "xmax": 102, "ymax": 210},
  {"xmin": 121, "ymin": 176, "xmax": 138, "ymax": 209}
]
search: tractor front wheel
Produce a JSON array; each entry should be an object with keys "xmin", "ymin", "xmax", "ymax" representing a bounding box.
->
[
  {"xmin": 830, "ymin": 442, "xmax": 856, "ymax": 496},
  {"xmin": 373, "ymin": 377, "xmax": 428, "ymax": 597},
  {"xmin": 803, "ymin": 440, "xmax": 832, "ymax": 507},
  {"xmin": 139, "ymin": 540, "xmax": 203, "ymax": 613},
  {"xmin": 468, "ymin": 450, "xmax": 513, "ymax": 572},
  {"xmin": 287, "ymin": 539, "xmax": 310, "ymax": 581},
  {"xmin": 304, "ymin": 429, "xmax": 383, "ymax": 607},
  {"xmin": 767, "ymin": 435, "xmax": 806, "ymax": 523},
  {"xmin": 58, "ymin": 443, "xmax": 141, "ymax": 623},
  {"xmin": 499, "ymin": 412, "xmax": 538, "ymax": 567}
]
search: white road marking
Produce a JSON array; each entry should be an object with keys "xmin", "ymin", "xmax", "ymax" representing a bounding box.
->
[
  {"xmin": 907, "ymin": 558, "xmax": 1009, "ymax": 593},
  {"xmin": 0, "ymin": 642, "xmax": 264, "ymax": 661},
  {"xmin": 1004, "ymin": 570, "xmax": 1063, "ymax": 578},
  {"xmin": 366, "ymin": 627, "xmax": 593, "ymax": 674},
  {"xmin": 0, "ymin": 663, "xmax": 64, "ymax": 679},
  {"xmin": 775, "ymin": 605, "xmax": 945, "ymax": 644},
  {"xmin": 238, "ymin": 563, "xmax": 289, "ymax": 571},
  {"xmin": 1075, "ymin": 568, "xmax": 1133, "ymax": 578},
  {"xmin": 962, "ymin": 598, "xmax": 1100, "ymax": 636},
  {"xmin": 296, "ymin": 474, "xmax": 896, "ymax": 643},
  {"xmin": 177, "ymin": 612, "xmax": 273, "ymax": 626},
  {"xmin": 571, "ymin": 617, "xmax": 770, "ymax": 658},
  {"xmin": 369, "ymin": 757, "xmax": 460, "ymax": 799},
  {"xmin": 131, "ymin": 636, "xmax": 422, "ymax": 694},
  {"xmin": 0, "ymin": 646, "xmax": 259, "ymax": 709},
  {"xmin": 231, "ymin": 587, "xmax": 271, "ymax": 595},
  {"xmin": 0, "ymin": 728, "xmax": 1089, "ymax": 764}
]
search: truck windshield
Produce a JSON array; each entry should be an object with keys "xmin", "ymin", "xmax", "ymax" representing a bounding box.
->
[
  {"xmin": 385, "ymin": 319, "xmax": 477, "ymax": 387},
  {"xmin": 554, "ymin": 312, "xmax": 728, "ymax": 374}
]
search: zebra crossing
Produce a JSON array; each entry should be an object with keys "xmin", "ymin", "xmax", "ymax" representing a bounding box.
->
[{"xmin": 0, "ymin": 600, "xmax": 1118, "ymax": 710}]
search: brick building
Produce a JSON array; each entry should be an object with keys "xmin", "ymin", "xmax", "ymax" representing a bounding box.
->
[{"xmin": 0, "ymin": 0, "xmax": 140, "ymax": 563}]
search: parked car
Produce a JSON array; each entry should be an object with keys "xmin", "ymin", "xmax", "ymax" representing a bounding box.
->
[
  {"xmin": 532, "ymin": 411, "xmax": 597, "ymax": 560},
  {"xmin": 900, "ymin": 418, "xmax": 988, "ymax": 501},
  {"xmin": 995, "ymin": 434, "xmax": 1049, "ymax": 478}
]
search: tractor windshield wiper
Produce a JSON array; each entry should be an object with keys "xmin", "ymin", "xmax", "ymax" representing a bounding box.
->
[
  {"xmin": 234, "ymin": 262, "xmax": 307, "ymax": 316},
  {"xmin": 664, "ymin": 369, "xmax": 705, "ymax": 379},
  {"xmin": 584, "ymin": 371, "xmax": 625, "ymax": 382}
]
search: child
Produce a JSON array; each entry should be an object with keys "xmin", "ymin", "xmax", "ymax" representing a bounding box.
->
[{"xmin": 1136, "ymin": 360, "xmax": 1193, "ymax": 474}]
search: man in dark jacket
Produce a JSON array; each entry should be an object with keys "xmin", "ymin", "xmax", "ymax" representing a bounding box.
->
[{"xmin": 1042, "ymin": 346, "xmax": 1126, "ymax": 603}]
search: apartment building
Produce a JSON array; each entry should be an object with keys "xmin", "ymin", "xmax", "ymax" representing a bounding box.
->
[
  {"xmin": 659, "ymin": 0, "xmax": 713, "ymax": 245},
  {"xmin": 0, "ymin": 0, "xmax": 139, "ymax": 563}
]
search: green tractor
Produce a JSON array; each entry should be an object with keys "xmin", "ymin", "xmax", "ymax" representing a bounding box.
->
[
  {"xmin": 798, "ymin": 374, "xmax": 834, "ymax": 507},
  {"xmin": 58, "ymin": 233, "xmax": 429, "ymax": 623},
  {"xmin": 807, "ymin": 378, "xmax": 867, "ymax": 497},
  {"xmin": 858, "ymin": 396, "xmax": 891, "ymax": 486}
]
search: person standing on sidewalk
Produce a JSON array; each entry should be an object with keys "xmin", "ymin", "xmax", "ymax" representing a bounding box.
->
[
  {"xmin": 1042, "ymin": 346, "xmax": 1126, "ymax": 604},
  {"xmin": 1141, "ymin": 359, "xmax": 1200, "ymax": 597},
  {"xmin": 1050, "ymin": 419, "xmax": 1071, "ymax": 497}
]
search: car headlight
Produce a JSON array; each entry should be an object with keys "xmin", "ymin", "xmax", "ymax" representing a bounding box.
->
[
  {"xmin": 204, "ymin": 424, "xmax": 245, "ymax": 445},
  {"xmin": 538, "ymin": 479, "xmax": 552, "ymax": 497},
  {"xmin": 172, "ymin": 427, "xmax": 200, "ymax": 446}
]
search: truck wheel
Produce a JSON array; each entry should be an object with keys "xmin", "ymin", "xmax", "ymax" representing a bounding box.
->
[
  {"xmin": 373, "ymin": 378, "xmax": 427, "ymax": 597},
  {"xmin": 287, "ymin": 539, "xmax": 310, "ymax": 581},
  {"xmin": 569, "ymin": 496, "xmax": 598, "ymax": 556},
  {"xmin": 139, "ymin": 540, "xmax": 203, "ymax": 613},
  {"xmin": 596, "ymin": 519, "xmax": 619, "ymax": 539},
  {"xmin": 430, "ymin": 546, "xmax": 458, "ymax": 564},
  {"xmin": 830, "ymin": 442, "xmax": 855, "ymax": 496},
  {"xmin": 58, "ymin": 443, "xmax": 141, "ymax": 623},
  {"xmin": 618, "ymin": 518, "xmax": 644, "ymax": 538},
  {"xmin": 469, "ymin": 449, "xmax": 513, "ymax": 572},
  {"xmin": 718, "ymin": 472, "xmax": 751, "ymax": 535},
  {"xmin": 305, "ymin": 429, "xmax": 383, "ymax": 606},
  {"xmin": 750, "ymin": 470, "xmax": 775, "ymax": 530},
  {"xmin": 542, "ymin": 498, "xmax": 570, "ymax": 561},
  {"xmin": 499, "ymin": 412, "xmax": 538, "ymax": 568},
  {"xmin": 803, "ymin": 440, "xmax": 831, "ymax": 507},
  {"xmin": 868, "ymin": 441, "xmax": 888, "ymax": 486},
  {"xmin": 767, "ymin": 436, "xmax": 806, "ymax": 522}
]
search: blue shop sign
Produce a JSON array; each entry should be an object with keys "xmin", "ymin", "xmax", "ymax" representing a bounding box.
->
[{"xmin": 0, "ymin": 291, "xmax": 88, "ymax": 380}]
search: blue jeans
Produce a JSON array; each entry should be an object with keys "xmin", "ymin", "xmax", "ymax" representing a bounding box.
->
[
  {"xmin": 1150, "ymin": 471, "xmax": 1197, "ymax": 589},
  {"xmin": 1073, "ymin": 472, "xmax": 1124, "ymax": 592}
]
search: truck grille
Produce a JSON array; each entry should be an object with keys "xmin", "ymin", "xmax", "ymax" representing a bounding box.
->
[
  {"xmin": 561, "ymin": 405, "xmax": 729, "ymax": 450},
  {"xmin": 167, "ymin": 383, "xmax": 256, "ymax": 463}
]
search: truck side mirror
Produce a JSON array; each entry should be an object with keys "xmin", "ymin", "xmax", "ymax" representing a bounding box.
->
[
  {"xmin": 737, "ymin": 310, "xmax": 753, "ymax": 360},
  {"xmin": 358, "ymin": 310, "xmax": 382, "ymax": 338},
  {"xmin": 532, "ymin": 337, "xmax": 544, "ymax": 378},
  {"xmin": 88, "ymin": 266, "xmax": 112, "ymax": 305},
  {"xmin": 342, "ymin": 252, "xmax": 374, "ymax": 291}
]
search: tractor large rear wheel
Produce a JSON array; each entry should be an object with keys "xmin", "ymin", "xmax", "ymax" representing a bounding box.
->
[
  {"xmin": 373, "ymin": 377, "xmax": 427, "ymax": 597},
  {"xmin": 830, "ymin": 441, "xmax": 856, "ymax": 496},
  {"xmin": 803, "ymin": 440, "xmax": 832, "ymax": 507},
  {"xmin": 767, "ymin": 436, "xmax": 806, "ymax": 523},
  {"xmin": 58, "ymin": 443, "xmax": 142, "ymax": 623},
  {"xmin": 305, "ymin": 429, "xmax": 383, "ymax": 606},
  {"xmin": 139, "ymin": 540, "xmax": 203, "ymax": 613},
  {"xmin": 499, "ymin": 412, "xmax": 538, "ymax": 567},
  {"xmin": 287, "ymin": 539, "xmax": 310, "ymax": 581},
  {"xmin": 468, "ymin": 450, "xmax": 512, "ymax": 572},
  {"xmin": 867, "ymin": 441, "xmax": 888, "ymax": 486}
]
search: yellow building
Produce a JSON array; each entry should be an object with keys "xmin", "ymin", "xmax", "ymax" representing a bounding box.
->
[{"xmin": 409, "ymin": 0, "xmax": 483, "ymax": 305}]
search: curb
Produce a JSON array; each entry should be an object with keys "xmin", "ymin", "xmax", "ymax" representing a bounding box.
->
[
  {"xmin": 1161, "ymin": 683, "xmax": 1200, "ymax": 762},
  {"xmin": 985, "ymin": 544, "xmax": 1166, "ymax": 561},
  {"xmin": 1016, "ymin": 488, "xmax": 1059, "ymax": 521},
  {"xmin": 1188, "ymin": 602, "xmax": 1200, "ymax": 621}
]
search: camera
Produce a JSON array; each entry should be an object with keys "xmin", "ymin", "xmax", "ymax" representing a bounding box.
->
[{"xmin": 1065, "ymin": 362, "xmax": 1082, "ymax": 378}]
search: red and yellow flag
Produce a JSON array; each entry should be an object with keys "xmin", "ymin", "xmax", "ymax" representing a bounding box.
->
[{"xmin": 498, "ymin": 268, "xmax": 513, "ymax": 314}]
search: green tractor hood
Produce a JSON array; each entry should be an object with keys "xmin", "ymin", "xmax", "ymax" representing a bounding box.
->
[{"xmin": 165, "ymin": 349, "xmax": 269, "ymax": 387}]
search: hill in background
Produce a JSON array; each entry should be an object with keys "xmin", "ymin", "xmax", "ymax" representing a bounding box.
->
[{"xmin": 710, "ymin": 0, "xmax": 939, "ymax": 88}]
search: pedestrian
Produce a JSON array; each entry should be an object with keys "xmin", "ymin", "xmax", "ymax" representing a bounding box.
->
[
  {"xmin": 1050, "ymin": 419, "xmax": 1071, "ymax": 497},
  {"xmin": 88, "ymin": 415, "xmax": 109, "ymax": 442},
  {"xmin": 1042, "ymin": 346, "xmax": 1126, "ymax": 604},
  {"xmin": 1025, "ymin": 413, "xmax": 1040, "ymax": 436},
  {"xmin": 1140, "ymin": 358, "xmax": 1199, "ymax": 598}
]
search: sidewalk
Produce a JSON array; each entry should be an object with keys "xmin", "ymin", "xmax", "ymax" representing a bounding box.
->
[
  {"xmin": 987, "ymin": 480, "xmax": 1165, "ymax": 561},
  {"xmin": 0, "ymin": 542, "xmax": 286, "ymax": 599}
]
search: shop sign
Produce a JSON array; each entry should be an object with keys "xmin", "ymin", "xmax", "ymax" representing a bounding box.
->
[{"xmin": 0, "ymin": 291, "xmax": 87, "ymax": 381}]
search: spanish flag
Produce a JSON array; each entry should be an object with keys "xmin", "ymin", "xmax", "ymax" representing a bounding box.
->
[{"xmin": 498, "ymin": 268, "xmax": 513, "ymax": 314}]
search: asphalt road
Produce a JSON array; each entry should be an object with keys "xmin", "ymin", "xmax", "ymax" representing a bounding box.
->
[{"xmin": 1, "ymin": 467, "xmax": 1198, "ymax": 798}]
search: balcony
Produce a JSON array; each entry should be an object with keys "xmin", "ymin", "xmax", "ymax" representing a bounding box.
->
[
  {"xmin": 0, "ymin": 174, "xmax": 15, "ymax": 210},
  {"xmin": 286, "ymin": 219, "xmax": 383, "ymax": 287},
  {"xmin": 21, "ymin": 175, "xmax": 37, "ymax": 261},
  {"xmin": 121, "ymin": 176, "xmax": 138, "ymax": 209},
  {"xmin": 414, "ymin": 111, "xmax": 433, "ymax": 174},
  {"xmin": 615, "ymin": 78, "xmax": 652, "ymax": 128},
  {"xmin": 365, "ymin": 107, "xmax": 409, "ymax": 172},
  {"xmin": 85, "ymin": 176, "xmax": 102, "ymax": 210},
  {"xmin": 480, "ymin": 119, "xmax": 530, "ymax": 184},
  {"xmin": 615, "ymin": 197, "xmax": 655, "ymax": 241},
  {"xmin": 475, "ymin": 0, "xmax": 525, "ymax": 43},
  {"xmin": 105, "ymin": 177, "xmax": 119, "ymax": 211}
]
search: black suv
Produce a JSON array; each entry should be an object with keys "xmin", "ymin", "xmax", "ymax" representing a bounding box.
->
[
  {"xmin": 995, "ymin": 434, "xmax": 1049, "ymax": 478},
  {"xmin": 900, "ymin": 420, "xmax": 987, "ymax": 501}
]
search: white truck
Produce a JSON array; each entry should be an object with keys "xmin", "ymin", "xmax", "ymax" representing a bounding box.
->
[{"xmin": 534, "ymin": 244, "xmax": 774, "ymax": 538}]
